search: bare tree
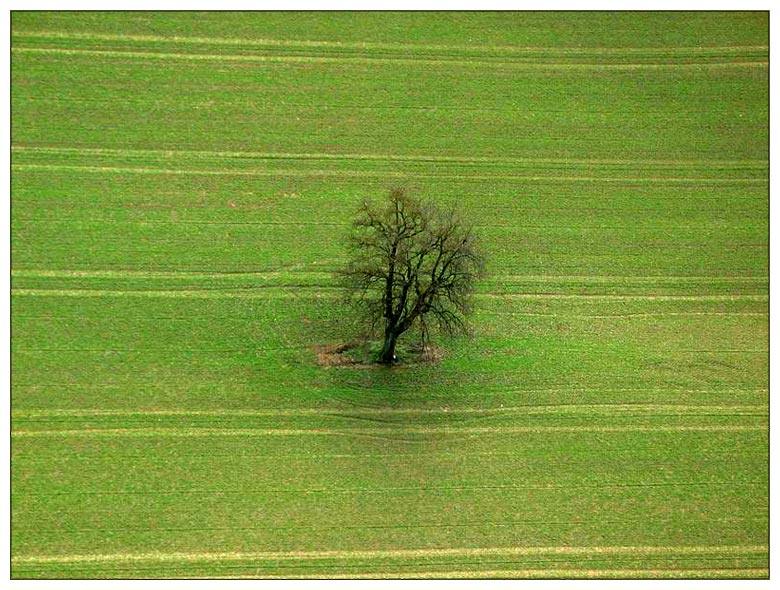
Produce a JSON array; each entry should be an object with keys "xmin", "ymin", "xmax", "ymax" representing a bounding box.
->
[{"xmin": 340, "ymin": 188, "xmax": 485, "ymax": 364}]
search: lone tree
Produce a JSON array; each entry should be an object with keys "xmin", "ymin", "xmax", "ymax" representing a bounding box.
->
[{"xmin": 341, "ymin": 188, "xmax": 484, "ymax": 364}]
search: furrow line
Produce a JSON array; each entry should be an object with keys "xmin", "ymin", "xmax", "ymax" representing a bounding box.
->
[
  {"xmin": 12, "ymin": 163, "xmax": 768, "ymax": 183},
  {"xmin": 11, "ymin": 46, "xmax": 769, "ymax": 69},
  {"xmin": 12, "ymin": 347, "xmax": 306, "ymax": 353},
  {"xmin": 10, "ymin": 269, "xmax": 770, "ymax": 281},
  {"xmin": 11, "ymin": 404, "xmax": 768, "ymax": 418},
  {"xmin": 13, "ymin": 561, "xmax": 774, "ymax": 579},
  {"xmin": 13, "ymin": 218, "xmax": 348, "ymax": 227},
  {"xmin": 16, "ymin": 517, "xmax": 767, "ymax": 533},
  {"xmin": 484, "ymin": 313, "xmax": 768, "ymax": 317},
  {"xmin": 10, "ymin": 288, "xmax": 333, "ymax": 299},
  {"xmin": 13, "ymin": 450, "xmax": 766, "ymax": 462},
  {"xmin": 9, "ymin": 348, "xmax": 769, "ymax": 354},
  {"xmin": 11, "ymin": 145, "xmax": 768, "ymax": 168},
  {"xmin": 486, "ymin": 294, "xmax": 768, "ymax": 300},
  {"xmin": 10, "ymin": 271, "xmax": 334, "ymax": 281},
  {"xmin": 10, "ymin": 288, "xmax": 770, "ymax": 301},
  {"xmin": 15, "ymin": 481, "xmax": 768, "ymax": 498},
  {"xmin": 9, "ymin": 219, "xmax": 774, "ymax": 232},
  {"xmin": 12, "ymin": 386, "xmax": 765, "ymax": 393},
  {"xmin": 13, "ymin": 312, "xmax": 770, "ymax": 320}
]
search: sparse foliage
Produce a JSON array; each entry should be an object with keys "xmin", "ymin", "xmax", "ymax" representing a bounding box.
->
[{"xmin": 340, "ymin": 188, "xmax": 484, "ymax": 364}]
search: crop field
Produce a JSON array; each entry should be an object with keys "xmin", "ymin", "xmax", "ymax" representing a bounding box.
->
[{"xmin": 10, "ymin": 11, "xmax": 768, "ymax": 579}]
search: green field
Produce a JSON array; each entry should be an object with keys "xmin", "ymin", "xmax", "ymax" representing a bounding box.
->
[{"xmin": 11, "ymin": 11, "xmax": 768, "ymax": 579}]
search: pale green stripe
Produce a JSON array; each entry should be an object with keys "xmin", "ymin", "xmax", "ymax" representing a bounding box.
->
[
  {"xmin": 10, "ymin": 288, "xmax": 769, "ymax": 301},
  {"xmin": 200, "ymin": 568, "xmax": 769, "ymax": 580},
  {"xmin": 11, "ymin": 404, "xmax": 767, "ymax": 418},
  {"xmin": 12, "ymin": 425, "xmax": 767, "ymax": 438},
  {"xmin": 11, "ymin": 29, "xmax": 769, "ymax": 57},
  {"xmin": 12, "ymin": 543, "xmax": 768, "ymax": 564},
  {"xmin": 11, "ymin": 46, "xmax": 769, "ymax": 69},
  {"xmin": 11, "ymin": 145, "xmax": 768, "ymax": 168},
  {"xmin": 11, "ymin": 288, "xmax": 331, "ymax": 299},
  {"xmin": 11, "ymin": 269, "xmax": 331, "ymax": 280},
  {"xmin": 10, "ymin": 269, "xmax": 769, "ymax": 281},
  {"xmin": 12, "ymin": 163, "xmax": 768, "ymax": 183}
]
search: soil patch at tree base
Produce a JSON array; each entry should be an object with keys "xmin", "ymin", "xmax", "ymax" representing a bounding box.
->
[{"xmin": 314, "ymin": 342, "xmax": 443, "ymax": 368}]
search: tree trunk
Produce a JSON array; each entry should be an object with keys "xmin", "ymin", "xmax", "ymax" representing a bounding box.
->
[{"xmin": 378, "ymin": 331, "xmax": 399, "ymax": 364}]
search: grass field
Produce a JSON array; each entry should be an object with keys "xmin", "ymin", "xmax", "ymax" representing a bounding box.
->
[{"xmin": 10, "ymin": 11, "xmax": 768, "ymax": 579}]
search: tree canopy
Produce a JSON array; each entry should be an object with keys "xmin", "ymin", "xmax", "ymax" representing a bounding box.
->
[{"xmin": 341, "ymin": 188, "xmax": 484, "ymax": 364}]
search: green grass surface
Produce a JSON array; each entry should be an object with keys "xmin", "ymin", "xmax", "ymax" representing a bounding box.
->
[{"xmin": 11, "ymin": 11, "xmax": 768, "ymax": 579}]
